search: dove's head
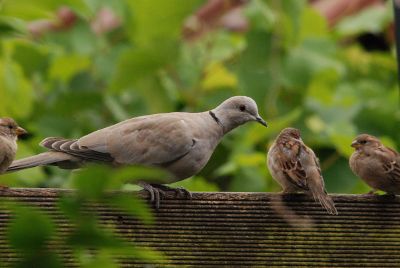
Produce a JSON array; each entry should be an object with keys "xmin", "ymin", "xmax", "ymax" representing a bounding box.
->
[
  {"xmin": 211, "ymin": 96, "xmax": 267, "ymax": 133},
  {"xmin": 0, "ymin": 118, "xmax": 27, "ymax": 140},
  {"xmin": 351, "ymin": 134, "xmax": 381, "ymax": 152}
]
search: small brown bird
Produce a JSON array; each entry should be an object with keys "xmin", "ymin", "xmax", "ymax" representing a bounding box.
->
[
  {"xmin": 0, "ymin": 118, "xmax": 27, "ymax": 174},
  {"xmin": 349, "ymin": 134, "xmax": 400, "ymax": 195},
  {"xmin": 267, "ymin": 128, "xmax": 337, "ymax": 215}
]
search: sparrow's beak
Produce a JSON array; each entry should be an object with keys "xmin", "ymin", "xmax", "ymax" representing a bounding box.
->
[
  {"xmin": 351, "ymin": 140, "xmax": 360, "ymax": 148},
  {"xmin": 256, "ymin": 116, "xmax": 267, "ymax": 127},
  {"xmin": 15, "ymin": 126, "xmax": 27, "ymax": 136}
]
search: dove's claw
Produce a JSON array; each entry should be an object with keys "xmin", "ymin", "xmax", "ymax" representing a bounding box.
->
[
  {"xmin": 138, "ymin": 182, "xmax": 167, "ymax": 210},
  {"xmin": 176, "ymin": 186, "xmax": 192, "ymax": 199},
  {"xmin": 138, "ymin": 182, "xmax": 192, "ymax": 209}
]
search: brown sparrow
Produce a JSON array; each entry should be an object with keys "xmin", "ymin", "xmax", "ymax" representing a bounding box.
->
[
  {"xmin": 0, "ymin": 118, "xmax": 27, "ymax": 174},
  {"xmin": 349, "ymin": 134, "xmax": 400, "ymax": 195},
  {"xmin": 267, "ymin": 128, "xmax": 337, "ymax": 215}
]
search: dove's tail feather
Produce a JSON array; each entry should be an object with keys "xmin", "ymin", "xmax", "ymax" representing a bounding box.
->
[
  {"xmin": 310, "ymin": 188, "xmax": 338, "ymax": 215},
  {"xmin": 7, "ymin": 152, "xmax": 82, "ymax": 172}
]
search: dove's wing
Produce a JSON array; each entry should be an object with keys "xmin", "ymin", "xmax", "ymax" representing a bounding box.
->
[{"xmin": 77, "ymin": 113, "xmax": 196, "ymax": 166}]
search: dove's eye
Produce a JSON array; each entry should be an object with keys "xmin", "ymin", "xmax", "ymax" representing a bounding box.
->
[{"xmin": 239, "ymin": 105, "xmax": 246, "ymax": 112}]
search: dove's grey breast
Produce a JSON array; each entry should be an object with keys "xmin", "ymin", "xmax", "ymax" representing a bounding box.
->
[{"xmin": 164, "ymin": 112, "xmax": 224, "ymax": 181}]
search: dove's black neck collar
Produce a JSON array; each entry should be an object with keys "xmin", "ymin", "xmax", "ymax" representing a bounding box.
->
[{"xmin": 209, "ymin": 110, "xmax": 224, "ymax": 128}]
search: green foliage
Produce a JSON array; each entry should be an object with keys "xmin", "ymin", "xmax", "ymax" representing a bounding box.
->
[
  {"xmin": 0, "ymin": 0, "xmax": 399, "ymax": 265},
  {"xmin": 7, "ymin": 204, "xmax": 62, "ymax": 268},
  {"xmin": 60, "ymin": 166, "xmax": 164, "ymax": 266},
  {"xmin": 0, "ymin": 0, "xmax": 398, "ymax": 193}
]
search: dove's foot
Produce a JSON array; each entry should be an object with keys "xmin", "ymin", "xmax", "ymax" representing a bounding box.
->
[
  {"xmin": 154, "ymin": 184, "xmax": 193, "ymax": 199},
  {"xmin": 137, "ymin": 182, "xmax": 192, "ymax": 210},
  {"xmin": 137, "ymin": 182, "xmax": 166, "ymax": 210}
]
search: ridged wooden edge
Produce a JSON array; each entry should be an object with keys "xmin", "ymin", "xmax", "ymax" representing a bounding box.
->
[
  {"xmin": 0, "ymin": 187, "xmax": 398, "ymax": 202},
  {"xmin": 0, "ymin": 188, "xmax": 400, "ymax": 267}
]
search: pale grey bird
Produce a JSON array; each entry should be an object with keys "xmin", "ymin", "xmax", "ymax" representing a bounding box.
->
[
  {"xmin": 267, "ymin": 128, "xmax": 337, "ymax": 215},
  {"xmin": 0, "ymin": 118, "xmax": 27, "ymax": 174},
  {"xmin": 350, "ymin": 134, "xmax": 400, "ymax": 195},
  {"xmin": 8, "ymin": 96, "xmax": 267, "ymax": 208}
]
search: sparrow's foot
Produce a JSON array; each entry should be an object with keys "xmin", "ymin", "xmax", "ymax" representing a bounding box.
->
[
  {"xmin": 0, "ymin": 185, "xmax": 9, "ymax": 191},
  {"xmin": 137, "ymin": 182, "xmax": 166, "ymax": 210},
  {"xmin": 363, "ymin": 190, "xmax": 378, "ymax": 196},
  {"xmin": 280, "ymin": 189, "xmax": 302, "ymax": 195},
  {"xmin": 384, "ymin": 193, "xmax": 396, "ymax": 199}
]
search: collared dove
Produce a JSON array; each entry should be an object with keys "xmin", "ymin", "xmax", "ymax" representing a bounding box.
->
[
  {"xmin": 350, "ymin": 134, "xmax": 400, "ymax": 195},
  {"xmin": 0, "ymin": 118, "xmax": 27, "ymax": 174},
  {"xmin": 8, "ymin": 96, "xmax": 267, "ymax": 208},
  {"xmin": 267, "ymin": 128, "xmax": 337, "ymax": 215}
]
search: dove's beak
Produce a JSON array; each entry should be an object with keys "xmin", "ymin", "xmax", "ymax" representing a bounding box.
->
[
  {"xmin": 351, "ymin": 140, "xmax": 360, "ymax": 148},
  {"xmin": 16, "ymin": 126, "xmax": 27, "ymax": 136},
  {"xmin": 256, "ymin": 116, "xmax": 267, "ymax": 127}
]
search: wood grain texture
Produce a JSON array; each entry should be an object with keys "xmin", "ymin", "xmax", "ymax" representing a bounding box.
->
[{"xmin": 0, "ymin": 188, "xmax": 400, "ymax": 267}]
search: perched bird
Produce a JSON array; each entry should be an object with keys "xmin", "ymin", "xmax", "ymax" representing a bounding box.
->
[
  {"xmin": 8, "ymin": 96, "xmax": 267, "ymax": 208},
  {"xmin": 349, "ymin": 134, "xmax": 400, "ymax": 195},
  {"xmin": 267, "ymin": 128, "xmax": 337, "ymax": 215},
  {"xmin": 0, "ymin": 118, "xmax": 27, "ymax": 174}
]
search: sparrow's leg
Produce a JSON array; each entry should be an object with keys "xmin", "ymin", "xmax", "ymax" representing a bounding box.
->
[
  {"xmin": 364, "ymin": 189, "xmax": 378, "ymax": 196},
  {"xmin": 0, "ymin": 185, "xmax": 9, "ymax": 191},
  {"xmin": 384, "ymin": 192, "xmax": 396, "ymax": 199}
]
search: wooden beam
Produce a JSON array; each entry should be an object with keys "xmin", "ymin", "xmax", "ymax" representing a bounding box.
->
[{"xmin": 0, "ymin": 188, "xmax": 399, "ymax": 267}]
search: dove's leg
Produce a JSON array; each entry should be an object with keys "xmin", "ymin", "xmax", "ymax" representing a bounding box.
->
[
  {"xmin": 137, "ymin": 181, "xmax": 166, "ymax": 210},
  {"xmin": 152, "ymin": 184, "xmax": 192, "ymax": 199}
]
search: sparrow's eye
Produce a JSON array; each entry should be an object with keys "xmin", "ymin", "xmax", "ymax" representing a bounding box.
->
[
  {"xmin": 359, "ymin": 140, "xmax": 367, "ymax": 144},
  {"xmin": 239, "ymin": 105, "xmax": 246, "ymax": 112},
  {"xmin": 8, "ymin": 125, "xmax": 13, "ymax": 129}
]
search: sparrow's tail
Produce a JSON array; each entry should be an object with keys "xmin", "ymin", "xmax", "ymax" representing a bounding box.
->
[
  {"xmin": 310, "ymin": 188, "xmax": 338, "ymax": 215},
  {"xmin": 7, "ymin": 151, "xmax": 81, "ymax": 172}
]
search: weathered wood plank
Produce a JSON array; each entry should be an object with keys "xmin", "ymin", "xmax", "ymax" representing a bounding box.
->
[{"xmin": 0, "ymin": 188, "xmax": 399, "ymax": 267}]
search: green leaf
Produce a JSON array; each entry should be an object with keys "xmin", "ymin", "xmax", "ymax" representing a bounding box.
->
[
  {"xmin": 49, "ymin": 54, "xmax": 91, "ymax": 82},
  {"xmin": 109, "ymin": 194, "xmax": 154, "ymax": 224},
  {"xmin": 111, "ymin": 41, "xmax": 178, "ymax": 89},
  {"xmin": 0, "ymin": 1, "xmax": 56, "ymax": 20},
  {"xmin": 298, "ymin": 7, "xmax": 328, "ymax": 42},
  {"xmin": 201, "ymin": 62, "xmax": 238, "ymax": 91},
  {"xmin": 0, "ymin": 59, "xmax": 33, "ymax": 118},
  {"xmin": 230, "ymin": 166, "xmax": 267, "ymax": 192},
  {"xmin": 71, "ymin": 165, "xmax": 113, "ymax": 198},
  {"xmin": 327, "ymin": 121, "xmax": 357, "ymax": 158},
  {"xmin": 12, "ymin": 40, "xmax": 49, "ymax": 77},
  {"xmin": 335, "ymin": 4, "xmax": 392, "ymax": 36},
  {"xmin": 126, "ymin": 0, "xmax": 200, "ymax": 45},
  {"xmin": 8, "ymin": 206, "xmax": 54, "ymax": 252}
]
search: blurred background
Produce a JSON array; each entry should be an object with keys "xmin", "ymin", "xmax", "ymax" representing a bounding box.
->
[{"xmin": 1, "ymin": 0, "xmax": 399, "ymax": 194}]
